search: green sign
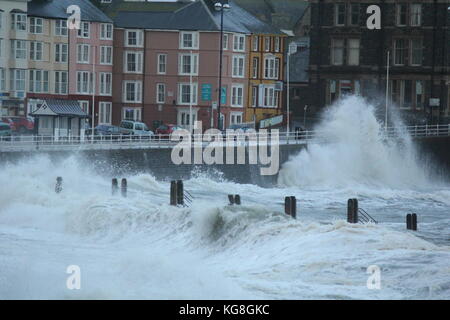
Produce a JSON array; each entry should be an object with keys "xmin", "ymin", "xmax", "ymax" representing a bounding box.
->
[
  {"xmin": 201, "ymin": 84, "xmax": 212, "ymax": 101},
  {"xmin": 221, "ymin": 87, "xmax": 227, "ymax": 105}
]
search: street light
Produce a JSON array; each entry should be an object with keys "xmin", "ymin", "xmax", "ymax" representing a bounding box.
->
[
  {"xmin": 287, "ymin": 42, "xmax": 297, "ymax": 136},
  {"xmin": 215, "ymin": 1, "xmax": 230, "ymax": 131}
]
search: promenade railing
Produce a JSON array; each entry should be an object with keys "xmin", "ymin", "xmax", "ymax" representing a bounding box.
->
[{"xmin": 0, "ymin": 124, "xmax": 449, "ymax": 152}]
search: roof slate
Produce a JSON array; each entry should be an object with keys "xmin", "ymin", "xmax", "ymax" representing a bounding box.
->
[
  {"xmin": 111, "ymin": 0, "xmax": 282, "ymax": 35},
  {"xmin": 28, "ymin": 0, "xmax": 112, "ymax": 23},
  {"xmin": 32, "ymin": 99, "xmax": 89, "ymax": 117}
]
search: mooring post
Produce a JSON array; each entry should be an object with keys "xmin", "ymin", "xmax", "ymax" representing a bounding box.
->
[
  {"xmin": 290, "ymin": 196, "xmax": 297, "ymax": 219},
  {"xmin": 411, "ymin": 213, "xmax": 417, "ymax": 231},
  {"xmin": 55, "ymin": 177, "xmax": 63, "ymax": 194},
  {"xmin": 285, "ymin": 196, "xmax": 291, "ymax": 216},
  {"xmin": 121, "ymin": 178, "xmax": 127, "ymax": 198},
  {"xmin": 112, "ymin": 178, "xmax": 118, "ymax": 196},
  {"xmin": 347, "ymin": 198, "xmax": 358, "ymax": 223},
  {"xmin": 176, "ymin": 180, "xmax": 184, "ymax": 206},
  {"xmin": 170, "ymin": 180, "xmax": 177, "ymax": 206},
  {"xmin": 228, "ymin": 194, "xmax": 235, "ymax": 205},
  {"xmin": 234, "ymin": 194, "xmax": 241, "ymax": 205},
  {"xmin": 406, "ymin": 213, "xmax": 412, "ymax": 230}
]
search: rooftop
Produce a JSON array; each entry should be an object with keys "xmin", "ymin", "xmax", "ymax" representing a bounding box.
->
[{"xmin": 28, "ymin": 0, "xmax": 112, "ymax": 23}]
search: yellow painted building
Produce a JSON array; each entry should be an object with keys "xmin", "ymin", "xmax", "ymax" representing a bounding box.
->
[{"xmin": 245, "ymin": 34, "xmax": 286, "ymax": 128}]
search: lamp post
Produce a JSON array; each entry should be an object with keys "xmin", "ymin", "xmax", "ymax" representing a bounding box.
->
[
  {"xmin": 215, "ymin": 1, "xmax": 230, "ymax": 131},
  {"xmin": 287, "ymin": 42, "xmax": 297, "ymax": 136}
]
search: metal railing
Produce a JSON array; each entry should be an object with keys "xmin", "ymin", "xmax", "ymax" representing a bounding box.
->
[
  {"xmin": 358, "ymin": 208, "xmax": 378, "ymax": 224},
  {"xmin": 0, "ymin": 124, "xmax": 449, "ymax": 152}
]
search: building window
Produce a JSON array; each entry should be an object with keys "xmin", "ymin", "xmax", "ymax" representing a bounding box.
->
[
  {"xmin": 178, "ymin": 83, "xmax": 198, "ymax": 105},
  {"xmin": 232, "ymin": 55, "xmax": 245, "ymax": 78},
  {"xmin": 391, "ymin": 79, "xmax": 414, "ymax": 109},
  {"xmin": 125, "ymin": 30, "xmax": 144, "ymax": 47},
  {"xmin": 230, "ymin": 112, "xmax": 243, "ymax": 125},
  {"xmin": 10, "ymin": 69, "xmax": 26, "ymax": 91},
  {"xmin": 261, "ymin": 85, "xmax": 277, "ymax": 108},
  {"xmin": 79, "ymin": 101, "xmax": 89, "ymax": 115},
  {"xmin": 99, "ymin": 102, "xmax": 112, "ymax": 125},
  {"xmin": 0, "ymin": 39, "xmax": 2, "ymax": 58},
  {"xmin": 252, "ymin": 36, "xmax": 259, "ymax": 51},
  {"xmin": 77, "ymin": 44, "xmax": 90, "ymax": 64},
  {"xmin": 331, "ymin": 39, "xmax": 344, "ymax": 65},
  {"xmin": 54, "ymin": 71, "xmax": 68, "ymax": 94},
  {"xmin": 335, "ymin": 3, "xmax": 346, "ymax": 26},
  {"xmin": 11, "ymin": 13, "xmax": 27, "ymax": 31},
  {"xmin": 231, "ymin": 85, "xmax": 244, "ymax": 107},
  {"xmin": 124, "ymin": 51, "xmax": 143, "ymax": 73},
  {"xmin": 123, "ymin": 81, "xmax": 142, "ymax": 103},
  {"xmin": 180, "ymin": 31, "xmax": 199, "ymax": 50},
  {"xmin": 264, "ymin": 37, "xmax": 271, "ymax": 52},
  {"xmin": 29, "ymin": 17, "xmax": 43, "ymax": 34},
  {"xmin": 29, "ymin": 41, "xmax": 43, "ymax": 61},
  {"xmin": 233, "ymin": 34, "xmax": 245, "ymax": 52},
  {"xmin": 410, "ymin": 4, "xmax": 422, "ymax": 26},
  {"xmin": 252, "ymin": 86, "xmax": 258, "ymax": 107},
  {"xmin": 0, "ymin": 12, "xmax": 3, "ymax": 30},
  {"xmin": 349, "ymin": 4, "xmax": 360, "ymax": 26},
  {"xmin": 396, "ymin": 4, "xmax": 408, "ymax": 26},
  {"xmin": 394, "ymin": 39, "xmax": 406, "ymax": 66},
  {"xmin": 274, "ymin": 37, "xmax": 280, "ymax": 52},
  {"xmin": 100, "ymin": 23, "xmax": 113, "ymax": 40},
  {"xmin": 223, "ymin": 34, "xmax": 229, "ymax": 50},
  {"xmin": 178, "ymin": 53, "xmax": 199, "ymax": 76},
  {"xmin": 55, "ymin": 20, "xmax": 68, "ymax": 36},
  {"xmin": 122, "ymin": 107, "xmax": 141, "ymax": 121},
  {"xmin": 11, "ymin": 40, "xmax": 26, "ymax": 59},
  {"xmin": 77, "ymin": 71, "xmax": 93, "ymax": 94},
  {"xmin": 100, "ymin": 46, "xmax": 113, "ymax": 65},
  {"xmin": 410, "ymin": 39, "xmax": 422, "ymax": 66},
  {"xmin": 264, "ymin": 56, "xmax": 279, "ymax": 79},
  {"xmin": 415, "ymin": 80, "xmax": 424, "ymax": 109},
  {"xmin": 156, "ymin": 83, "xmax": 165, "ymax": 103},
  {"xmin": 178, "ymin": 110, "xmax": 197, "ymax": 126},
  {"xmin": 0, "ymin": 68, "xmax": 5, "ymax": 91},
  {"xmin": 252, "ymin": 57, "xmax": 259, "ymax": 79},
  {"xmin": 100, "ymin": 72, "xmax": 112, "ymax": 96},
  {"xmin": 29, "ymin": 70, "xmax": 49, "ymax": 93},
  {"xmin": 55, "ymin": 43, "xmax": 68, "ymax": 63},
  {"xmin": 157, "ymin": 54, "xmax": 167, "ymax": 74},
  {"xmin": 347, "ymin": 39, "xmax": 360, "ymax": 66},
  {"xmin": 77, "ymin": 21, "xmax": 90, "ymax": 38}
]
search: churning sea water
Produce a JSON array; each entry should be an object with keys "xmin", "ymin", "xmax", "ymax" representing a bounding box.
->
[{"xmin": 0, "ymin": 96, "xmax": 449, "ymax": 299}]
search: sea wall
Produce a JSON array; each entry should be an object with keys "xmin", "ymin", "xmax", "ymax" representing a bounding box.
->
[{"xmin": 0, "ymin": 137, "xmax": 448, "ymax": 186}]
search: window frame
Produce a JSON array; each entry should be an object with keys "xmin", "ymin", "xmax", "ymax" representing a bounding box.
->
[
  {"xmin": 123, "ymin": 80, "xmax": 142, "ymax": 103},
  {"xmin": 232, "ymin": 55, "xmax": 245, "ymax": 78},
  {"xmin": 29, "ymin": 17, "xmax": 43, "ymax": 34}
]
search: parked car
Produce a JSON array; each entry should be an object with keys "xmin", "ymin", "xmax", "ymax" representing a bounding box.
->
[
  {"xmin": 155, "ymin": 124, "xmax": 184, "ymax": 138},
  {"xmin": 0, "ymin": 116, "xmax": 34, "ymax": 134},
  {"xmin": 85, "ymin": 125, "xmax": 124, "ymax": 140},
  {"xmin": 0, "ymin": 121, "xmax": 12, "ymax": 140},
  {"xmin": 119, "ymin": 120, "xmax": 154, "ymax": 138}
]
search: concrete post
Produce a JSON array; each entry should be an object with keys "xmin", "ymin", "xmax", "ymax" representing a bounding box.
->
[
  {"xmin": 176, "ymin": 180, "xmax": 184, "ymax": 206},
  {"xmin": 121, "ymin": 178, "xmax": 127, "ymax": 198},
  {"xmin": 234, "ymin": 194, "xmax": 241, "ymax": 205},
  {"xmin": 170, "ymin": 181, "xmax": 177, "ymax": 206},
  {"xmin": 112, "ymin": 178, "xmax": 118, "ymax": 196},
  {"xmin": 55, "ymin": 177, "xmax": 63, "ymax": 194}
]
